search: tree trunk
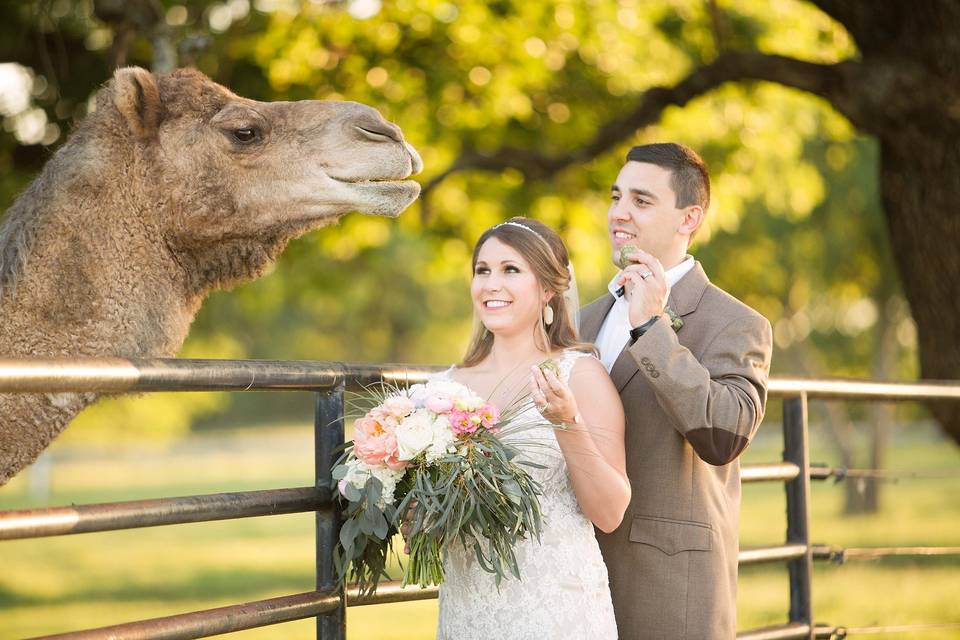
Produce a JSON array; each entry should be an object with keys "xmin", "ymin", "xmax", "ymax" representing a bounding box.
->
[
  {"xmin": 879, "ymin": 137, "xmax": 960, "ymax": 444},
  {"xmin": 813, "ymin": 0, "xmax": 960, "ymax": 443}
]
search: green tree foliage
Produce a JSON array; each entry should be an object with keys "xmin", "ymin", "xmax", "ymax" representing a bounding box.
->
[{"xmin": 0, "ymin": 0, "xmax": 914, "ymax": 432}]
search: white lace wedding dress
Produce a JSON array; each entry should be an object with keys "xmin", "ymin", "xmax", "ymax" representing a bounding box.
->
[{"xmin": 435, "ymin": 350, "xmax": 619, "ymax": 639}]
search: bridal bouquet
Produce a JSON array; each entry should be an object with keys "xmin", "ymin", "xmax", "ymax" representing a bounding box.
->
[{"xmin": 332, "ymin": 378, "xmax": 546, "ymax": 595}]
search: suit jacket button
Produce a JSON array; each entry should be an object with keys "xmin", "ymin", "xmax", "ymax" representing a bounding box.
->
[
  {"xmin": 651, "ymin": 371, "xmax": 660, "ymax": 378},
  {"xmin": 640, "ymin": 357, "xmax": 651, "ymax": 365}
]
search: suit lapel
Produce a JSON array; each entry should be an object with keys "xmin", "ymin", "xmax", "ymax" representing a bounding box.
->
[
  {"xmin": 580, "ymin": 294, "xmax": 615, "ymax": 343},
  {"xmin": 668, "ymin": 261, "xmax": 710, "ymax": 318}
]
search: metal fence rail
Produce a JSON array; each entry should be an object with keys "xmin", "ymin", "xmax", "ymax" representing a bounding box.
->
[
  {"xmin": 0, "ymin": 487, "xmax": 327, "ymax": 539},
  {"xmin": 1, "ymin": 358, "xmax": 958, "ymax": 640}
]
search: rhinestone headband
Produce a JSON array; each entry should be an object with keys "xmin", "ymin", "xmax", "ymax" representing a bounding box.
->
[
  {"xmin": 492, "ymin": 221, "xmax": 548, "ymax": 244},
  {"xmin": 491, "ymin": 220, "xmax": 574, "ymax": 290}
]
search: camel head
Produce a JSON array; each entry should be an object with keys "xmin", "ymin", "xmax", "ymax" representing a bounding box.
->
[
  {"xmin": 102, "ymin": 66, "xmax": 423, "ymax": 289},
  {"xmin": 0, "ymin": 67, "xmax": 425, "ymax": 485}
]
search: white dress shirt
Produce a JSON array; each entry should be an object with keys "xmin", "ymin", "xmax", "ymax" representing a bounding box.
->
[{"xmin": 595, "ymin": 255, "xmax": 696, "ymax": 371}]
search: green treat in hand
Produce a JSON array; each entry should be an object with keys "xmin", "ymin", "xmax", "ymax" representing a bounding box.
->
[
  {"xmin": 617, "ymin": 245, "xmax": 640, "ymax": 269},
  {"xmin": 538, "ymin": 359, "xmax": 561, "ymax": 377}
]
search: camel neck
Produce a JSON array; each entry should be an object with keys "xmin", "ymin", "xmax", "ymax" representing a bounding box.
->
[{"xmin": 0, "ymin": 186, "xmax": 194, "ymax": 359}]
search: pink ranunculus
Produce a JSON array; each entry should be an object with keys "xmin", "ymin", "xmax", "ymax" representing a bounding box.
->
[
  {"xmin": 448, "ymin": 409, "xmax": 481, "ymax": 436},
  {"xmin": 425, "ymin": 393, "xmax": 455, "ymax": 414},
  {"xmin": 353, "ymin": 415, "xmax": 407, "ymax": 470},
  {"xmin": 478, "ymin": 403, "xmax": 501, "ymax": 432},
  {"xmin": 382, "ymin": 395, "xmax": 416, "ymax": 419}
]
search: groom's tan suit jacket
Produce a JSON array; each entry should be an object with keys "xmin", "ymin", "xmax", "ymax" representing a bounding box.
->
[{"xmin": 581, "ymin": 262, "xmax": 772, "ymax": 640}]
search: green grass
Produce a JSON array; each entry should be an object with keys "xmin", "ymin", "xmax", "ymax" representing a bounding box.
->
[{"xmin": 1, "ymin": 422, "xmax": 958, "ymax": 639}]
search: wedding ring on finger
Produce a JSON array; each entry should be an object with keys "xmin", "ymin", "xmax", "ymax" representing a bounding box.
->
[{"xmin": 640, "ymin": 271, "xmax": 653, "ymax": 280}]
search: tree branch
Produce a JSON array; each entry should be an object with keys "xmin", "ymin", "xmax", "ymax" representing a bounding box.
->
[
  {"xmin": 805, "ymin": 0, "xmax": 875, "ymax": 42},
  {"xmin": 93, "ymin": 0, "xmax": 176, "ymax": 72},
  {"xmin": 706, "ymin": 0, "xmax": 729, "ymax": 53},
  {"xmin": 420, "ymin": 51, "xmax": 862, "ymax": 210}
]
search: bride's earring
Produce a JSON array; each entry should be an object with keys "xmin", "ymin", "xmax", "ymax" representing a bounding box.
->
[{"xmin": 543, "ymin": 304, "xmax": 554, "ymax": 326}]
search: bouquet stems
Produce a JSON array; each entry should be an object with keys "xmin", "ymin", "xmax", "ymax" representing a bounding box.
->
[{"xmin": 403, "ymin": 534, "xmax": 444, "ymax": 588}]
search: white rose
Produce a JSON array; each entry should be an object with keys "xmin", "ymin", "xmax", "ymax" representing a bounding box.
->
[
  {"xmin": 395, "ymin": 409, "xmax": 434, "ymax": 461},
  {"xmin": 426, "ymin": 415, "xmax": 457, "ymax": 462}
]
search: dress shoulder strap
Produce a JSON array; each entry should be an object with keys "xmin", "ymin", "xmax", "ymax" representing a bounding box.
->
[{"xmin": 557, "ymin": 349, "xmax": 593, "ymax": 384}]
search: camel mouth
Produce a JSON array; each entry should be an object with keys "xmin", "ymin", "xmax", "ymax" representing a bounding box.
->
[
  {"xmin": 328, "ymin": 175, "xmax": 421, "ymax": 195},
  {"xmin": 329, "ymin": 175, "xmax": 418, "ymax": 186},
  {"xmin": 327, "ymin": 176, "xmax": 422, "ymax": 217}
]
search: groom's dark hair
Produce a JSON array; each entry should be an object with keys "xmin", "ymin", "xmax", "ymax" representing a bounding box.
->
[{"xmin": 626, "ymin": 143, "xmax": 710, "ymax": 211}]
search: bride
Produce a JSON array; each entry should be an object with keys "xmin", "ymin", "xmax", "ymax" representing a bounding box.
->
[{"xmin": 430, "ymin": 217, "xmax": 630, "ymax": 639}]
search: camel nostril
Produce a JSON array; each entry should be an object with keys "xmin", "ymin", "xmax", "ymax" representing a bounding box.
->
[{"xmin": 354, "ymin": 123, "xmax": 399, "ymax": 143}]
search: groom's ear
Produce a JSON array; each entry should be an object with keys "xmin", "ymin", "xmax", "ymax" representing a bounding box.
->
[{"xmin": 677, "ymin": 205, "xmax": 705, "ymax": 237}]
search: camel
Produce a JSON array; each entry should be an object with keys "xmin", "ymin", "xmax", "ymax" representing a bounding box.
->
[{"xmin": 0, "ymin": 66, "xmax": 423, "ymax": 485}]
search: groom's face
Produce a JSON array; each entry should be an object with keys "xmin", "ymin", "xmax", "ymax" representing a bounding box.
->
[{"xmin": 608, "ymin": 161, "xmax": 684, "ymax": 267}]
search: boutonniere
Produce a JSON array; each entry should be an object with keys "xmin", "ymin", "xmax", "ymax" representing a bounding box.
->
[{"xmin": 664, "ymin": 306, "xmax": 683, "ymax": 332}]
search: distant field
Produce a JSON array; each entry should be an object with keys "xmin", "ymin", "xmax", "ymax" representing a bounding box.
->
[{"xmin": 1, "ymin": 420, "xmax": 958, "ymax": 639}]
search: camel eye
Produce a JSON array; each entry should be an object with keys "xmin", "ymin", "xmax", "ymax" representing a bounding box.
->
[{"xmin": 232, "ymin": 127, "xmax": 260, "ymax": 143}]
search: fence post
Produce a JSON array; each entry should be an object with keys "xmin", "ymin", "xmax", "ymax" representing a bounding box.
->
[
  {"xmin": 316, "ymin": 386, "xmax": 346, "ymax": 639},
  {"xmin": 782, "ymin": 393, "xmax": 814, "ymax": 638}
]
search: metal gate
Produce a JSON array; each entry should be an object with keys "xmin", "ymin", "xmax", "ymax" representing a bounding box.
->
[{"xmin": 1, "ymin": 358, "xmax": 958, "ymax": 639}]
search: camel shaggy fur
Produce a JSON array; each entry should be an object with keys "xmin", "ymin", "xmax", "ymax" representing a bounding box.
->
[{"xmin": 0, "ymin": 66, "xmax": 422, "ymax": 484}]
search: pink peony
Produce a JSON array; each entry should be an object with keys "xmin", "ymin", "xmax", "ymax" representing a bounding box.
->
[
  {"xmin": 425, "ymin": 394, "xmax": 455, "ymax": 414},
  {"xmin": 382, "ymin": 395, "xmax": 416, "ymax": 419},
  {"xmin": 353, "ymin": 415, "xmax": 407, "ymax": 471}
]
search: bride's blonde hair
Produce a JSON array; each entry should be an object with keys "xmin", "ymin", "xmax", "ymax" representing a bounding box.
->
[{"xmin": 460, "ymin": 217, "xmax": 595, "ymax": 368}]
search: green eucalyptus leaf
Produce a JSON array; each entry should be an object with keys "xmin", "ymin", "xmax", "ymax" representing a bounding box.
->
[{"xmin": 342, "ymin": 482, "xmax": 362, "ymax": 502}]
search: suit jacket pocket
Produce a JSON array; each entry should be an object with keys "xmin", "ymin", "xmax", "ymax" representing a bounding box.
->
[{"xmin": 628, "ymin": 514, "xmax": 713, "ymax": 555}]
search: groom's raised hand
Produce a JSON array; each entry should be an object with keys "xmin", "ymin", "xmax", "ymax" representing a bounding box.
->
[{"xmin": 617, "ymin": 248, "xmax": 669, "ymax": 328}]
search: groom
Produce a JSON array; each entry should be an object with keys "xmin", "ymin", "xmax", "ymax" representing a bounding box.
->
[{"xmin": 581, "ymin": 143, "xmax": 773, "ymax": 639}]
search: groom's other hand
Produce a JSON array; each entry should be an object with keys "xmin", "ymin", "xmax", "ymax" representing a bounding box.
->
[{"xmin": 617, "ymin": 248, "xmax": 669, "ymax": 327}]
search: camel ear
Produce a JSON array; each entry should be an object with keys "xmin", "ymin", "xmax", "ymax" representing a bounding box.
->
[{"xmin": 112, "ymin": 66, "xmax": 161, "ymax": 139}]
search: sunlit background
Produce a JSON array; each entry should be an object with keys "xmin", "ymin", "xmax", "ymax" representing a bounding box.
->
[{"xmin": 1, "ymin": 0, "xmax": 957, "ymax": 638}]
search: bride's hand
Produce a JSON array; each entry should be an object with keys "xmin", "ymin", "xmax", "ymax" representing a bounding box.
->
[{"xmin": 530, "ymin": 365, "xmax": 578, "ymax": 427}]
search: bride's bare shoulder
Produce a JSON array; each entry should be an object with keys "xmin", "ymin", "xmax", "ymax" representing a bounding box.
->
[{"xmin": 566, "ymin": 351, "xmax": 610, "ymax": 379}]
